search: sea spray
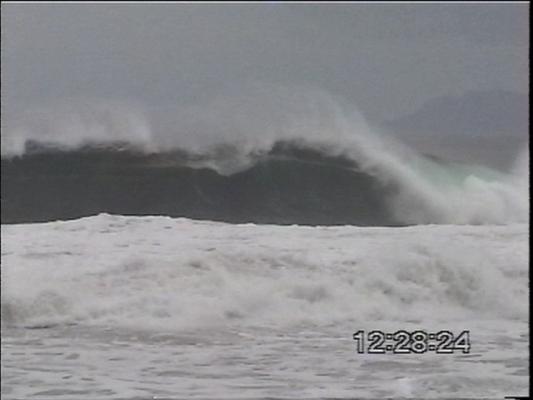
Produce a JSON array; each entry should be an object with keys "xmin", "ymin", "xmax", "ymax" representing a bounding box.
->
[{"xmin": 1, "ymin": 85, "xmax": 528, "ymax": 225}]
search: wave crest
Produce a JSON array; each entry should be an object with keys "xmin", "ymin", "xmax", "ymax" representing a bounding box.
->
[{"xmin": 1, "ymin": 86, "xmax": 528, "ymax": 225}]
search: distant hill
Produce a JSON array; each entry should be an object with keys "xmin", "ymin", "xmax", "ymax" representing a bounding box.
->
[{"xmin": 382, "ymin": 90, "xmax": 528, "ymax": 171}]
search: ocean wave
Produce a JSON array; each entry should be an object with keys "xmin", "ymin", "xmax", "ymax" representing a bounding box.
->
[
  {"xmin": 1, "ymin": 86, "xmax": 528, "ymax": 225},
  {"xmin": 1, "ymin": 138, "xmax": 527, "ymax": 226}
]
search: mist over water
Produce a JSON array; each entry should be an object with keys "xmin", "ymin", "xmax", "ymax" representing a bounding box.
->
[{"xmin": 1, "ymin": 85, "xmax": 528, "ymax": 226}]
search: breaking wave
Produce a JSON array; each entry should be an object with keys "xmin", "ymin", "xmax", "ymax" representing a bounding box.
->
[{"xmin": 1, "ymin": 86, "xmax": 528, "ymax": 225}]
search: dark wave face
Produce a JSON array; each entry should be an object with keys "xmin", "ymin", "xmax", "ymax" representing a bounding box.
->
[{"xmin": 1, "ymin": 141, "xmax": 400, "ymax": 226}]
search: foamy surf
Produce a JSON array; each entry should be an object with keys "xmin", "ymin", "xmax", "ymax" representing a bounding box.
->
[
  {"xmin": 1, "ymin": 214, "xmax": 527, "ymax": 330},
  {"xmin": 1, "ymin": 214, "xmax": 528, "ymax": 398}
]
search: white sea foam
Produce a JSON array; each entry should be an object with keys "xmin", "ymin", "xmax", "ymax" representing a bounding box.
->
[{"xmin": 1, "ymin": 214, "xmax": 527, "ymax": 332}]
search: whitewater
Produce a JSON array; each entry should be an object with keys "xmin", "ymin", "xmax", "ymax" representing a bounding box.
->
[
  {"xmin": 1, "ymin": 214, "xmax": 528, "ymax": 398},
  {"xmin": 1, "ymin": 87, "xmax": 529, "ymax": 398}
]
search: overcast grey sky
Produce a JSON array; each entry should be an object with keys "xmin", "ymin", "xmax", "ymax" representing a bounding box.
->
[{"xmin": 1, "ymin": 3, "xmax": 529, "ymax": 124}]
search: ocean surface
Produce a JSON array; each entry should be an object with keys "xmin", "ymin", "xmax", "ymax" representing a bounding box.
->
[
  {"xmin": 1, "ymin": 214, "xmax": 529, "ymax": 398},
  {"xmin": 1, "ymin": 113, "xmax": 529, "ymax": 400}
]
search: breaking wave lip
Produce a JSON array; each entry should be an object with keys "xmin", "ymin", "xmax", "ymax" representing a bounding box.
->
[{"xmin": 6, "ymin": 138, "xmax": 364, "ymax": 173}]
